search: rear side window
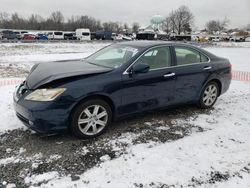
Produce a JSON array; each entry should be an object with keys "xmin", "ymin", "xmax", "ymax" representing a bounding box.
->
[
  {"xmin": 175, "ymin": 47, "xmax": 209, "ymax": 66},
  {"xmin": 135, "ymin": 46, "xmax": 171, "ymax": 70}
]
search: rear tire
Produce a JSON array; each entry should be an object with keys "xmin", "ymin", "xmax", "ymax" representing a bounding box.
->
[
  {"xmin": 199, "ymin": 81, "xmax": 219, "ymax": 109},
  {"xmin": 70, "ymin": 99, "xmax": 112, "ymax": 139}
]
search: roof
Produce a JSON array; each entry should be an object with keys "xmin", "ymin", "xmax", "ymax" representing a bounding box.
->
[
  {"xmin": 118, "ymin": 41, "xmax": 173, "ymax": 48},
  {"xmin": 118, "ymin": 40, "xmax": 200, "ymax": 48}
]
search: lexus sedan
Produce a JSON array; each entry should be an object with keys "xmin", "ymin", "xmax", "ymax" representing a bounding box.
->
[{"xmin": 13, "ymin": 41, "xmax": 231, "ymax": 138}]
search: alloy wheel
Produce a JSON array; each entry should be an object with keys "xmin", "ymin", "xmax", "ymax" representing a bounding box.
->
[
  {"xmin": 78, "ymin": 105, "xmax": 108, "ymax": 136},
  {"xmin": 202, "ymin": 84, "xmax": 218, "ymax": 106}
]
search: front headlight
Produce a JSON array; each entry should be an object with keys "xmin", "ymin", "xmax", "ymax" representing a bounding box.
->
[{"xmin": 25, "ymin": 88, "xmax": 66, "ymax": 101}]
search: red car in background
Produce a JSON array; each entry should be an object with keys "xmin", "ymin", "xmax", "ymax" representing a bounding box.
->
[{"xmin": 22, "ymin": 34, "xmax": 36, "ymax": 40}]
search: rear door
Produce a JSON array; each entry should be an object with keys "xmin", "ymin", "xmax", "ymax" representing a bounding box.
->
[
  {"xmin": 172, "ymin": 45, "xmax": 212, "ymax": 103},
  {"xmin": 119, "ymin": 46, "xmax": 176, "ymax": 115}
]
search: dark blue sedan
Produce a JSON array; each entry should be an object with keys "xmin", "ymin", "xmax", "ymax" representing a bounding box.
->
[{"xmin": 14, "ymin": 41, "xmax": 231, "ymax": 138}]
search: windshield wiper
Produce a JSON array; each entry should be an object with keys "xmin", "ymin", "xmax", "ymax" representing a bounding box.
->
[{"xmin": 85, "ymin": 60, "xmax": 113, "ymax": 69}]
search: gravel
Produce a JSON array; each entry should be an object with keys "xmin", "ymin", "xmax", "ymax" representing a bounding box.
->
[{"xmin": 0, "ymin": 105, "xmax": 207, "ymax": 187}]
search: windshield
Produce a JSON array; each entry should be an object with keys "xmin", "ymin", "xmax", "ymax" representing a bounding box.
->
[
  {"xmin": 86, "ymin": 45, "xmax": 139, "ymax": 69},
  {"xmin": 82, "ymin": 32, "xmax": 89, "ymax": 36}
]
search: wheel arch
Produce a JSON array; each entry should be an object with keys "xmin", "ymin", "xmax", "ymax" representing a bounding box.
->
[
  {"xmin": 207, "ymin": 79, "xmax": 222, "ymax": 96},
  {"xmin": 69, "ymin": 94, "xmax": 116, "ymax": 125},
  {"xmin": 199, "ymin": 78, "xmax": 222, "ymax": 100}
]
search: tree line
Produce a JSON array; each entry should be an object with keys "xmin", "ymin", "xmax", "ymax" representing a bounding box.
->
[
  {"xmin": 1, "ymin": 6, "xmax": 249, "ymax": 34},
  {"xmin": 0, "ymin": 6, "xmax": 196, "ymax": 34},
  {"xmin": 0, "ymin": 11, "xmax": 140, "ymax": 33}
]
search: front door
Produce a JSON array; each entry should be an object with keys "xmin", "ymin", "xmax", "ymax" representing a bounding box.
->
[{"xmin": 119, "ymin": 46, "xmax": 176, "ymax": 116}]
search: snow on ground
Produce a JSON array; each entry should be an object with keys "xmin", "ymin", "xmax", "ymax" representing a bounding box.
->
[
  {"xmin": 29, "ymin": 81, "xmax": 250, "ymax": 188},
  {"xmin": 213, "ymin": 41, "xmax": 250, "ymax": 48},
  {"xmin": 0, "ymin": 42, "xmax": 109, "ymax": 66},
  {"xmin": 0, "ymin": 42, "xmax": 250, "ymax": 187},
  {"xmin": 0, "ymin": 42, "xmax": 110, "ymax": 58},
  {"xmin": 0, "ymin": 83, "xmax": 24, "ymax": 132}
]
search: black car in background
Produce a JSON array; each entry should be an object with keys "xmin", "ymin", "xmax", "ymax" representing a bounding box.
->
[
  {"xmin": 14, "ymin": 41, "xmax": 231, "ymax": 139},
  {"xmin": 95, "ymin": 30, "xmax": 112, "ymax": 40},
  {"xmin": 64, "ymin": 32, "xmax": 77, "ymax": 40},
  {"xmin": 1, "ymin": 30, "xmax": 17, "ymax": 40}
]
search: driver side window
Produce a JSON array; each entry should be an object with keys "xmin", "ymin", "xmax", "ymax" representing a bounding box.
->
[{"xmin": 135, "ymin": 46, "xmax": 171, "ymax": 70}]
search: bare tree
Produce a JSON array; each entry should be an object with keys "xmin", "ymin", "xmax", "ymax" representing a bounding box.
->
[
  {"xmin": 49, "ymin": 11, "xmax": 64, "ymax": 30},
  {"xmin": 8, "ymin": 13, "xmax": 26, "ymax": 29},
  {"xmin": 50, "ymin": 11, "xmax": 64, "ymax": 24},
  {"xmin": 206, "ymin": 20, "xmax": 219, "ymax": 33},
  {"xmin": 28, "ymin": 14, "xmax": 44, "ymax": 30},
  {"xmin": 165, "ymin": 6, "xmax": 194, "ymax": 35},
  {"xmin": 206, "ymin": 17, "xmax": 230, "ymax": 34},
  {"xmin": 0, "ymin": 12, "xmax": 10, "ymax": 28},
  {"xmin": 174, "ymin": 6, "xmax": 194, "ymax": 34},
  {"xmin": 163, "ymin": 17, "xmax": 171, "ymax": 34},
  {"xmin": 123, "ymin": 23, "xmax": 129, "ymax": 33},
  {"xmin": 132, "ymin": 22, "xmax": 140, "ymax": 33},
  {"xmin": 102, "ymin": 22, "xmax": 124, "ymax": 33}
]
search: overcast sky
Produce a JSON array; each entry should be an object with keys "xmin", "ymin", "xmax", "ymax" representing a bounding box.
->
[{"xmin": 1, "ymin": 0, "xmax": 250, "ymax": 29}]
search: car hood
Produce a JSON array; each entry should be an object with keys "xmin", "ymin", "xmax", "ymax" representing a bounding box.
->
[{"xmin": 26, "ymin": 60, "xmax": 112, "ymax": 89}]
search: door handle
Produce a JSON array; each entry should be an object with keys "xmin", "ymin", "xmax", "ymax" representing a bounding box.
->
[
  {"xmin": 164, "ymin": 73, "xmax": 176, "ymax": 78},
  {"xmin": 203, "ymin": 66, "xmax": 212, "ymax": 70}
]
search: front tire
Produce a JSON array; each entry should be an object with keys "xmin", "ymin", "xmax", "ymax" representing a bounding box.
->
[
  {"xmin": 70, "ymin": 99, "xmax": 112, "ymax": 139},
  {"xmin": 199, "ymin": 82, "xmax": 219, "ymax": 109}
]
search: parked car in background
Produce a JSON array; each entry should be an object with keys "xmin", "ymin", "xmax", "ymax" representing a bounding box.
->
[
  {"xmin": 14, "ymin": 31, "xmax": 22, "ymax": 40},
  {"xmin": 64, "ymin": 32, "xmax": 77, "ymax": 40},
  {"xmin": 115, "ymin": 34, "xmax": 124, "ymax": 40},
  {"xmin": 229, "ymin": 36, "xmax": 244, "ymax": 42},
  {"xmin": 95, "ymin": 30, "xmax": 112, "ymax": 40},
  {"xmin": 136, "ymin": 32, "xmax": 155, "ymax": 40},
  {"xmin": 91, "ymin": 32, "xmax": 96, "ymax": 40},
  {"xmin": 211, "ymin": 36, "xmax": 220, "ymax": 42},
  {"xmin": 75, "ymin": 28, "xmax": 91, "ymax": 40},
  {"xmin": 47, "ymin": 31, "xmax": 64, "ymax": 40},
  {"xmin": 20, "ymin": 31, "xmax": 29, "ymax": 38},
  {"xmin": 111, "ymin": 33, "xmax": 117, "ymax": 40},
  {"xmin": 22, "ymin": 34, "xmax": 36, "ymax": 40},
  {"xmin": 122, "ymin": 35, "xmax": 133, "ymax": 41},
  {"xmin": 1, "ymin": 30, "xmax": 16, "ymax": 40},
  {"xmin": 36, "ymin": 33, "xmax": 48, "ymax": 40},
  {"xmin": 14, "ymin": 41, "xmax": 231, "ymax": 139}
]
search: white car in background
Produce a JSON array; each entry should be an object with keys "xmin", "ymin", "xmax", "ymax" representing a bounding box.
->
[
  {"xmin": 211, "ymin": 36, "xmax": 220, "ymax": 42},
  {"xmin": 75, "ymin": 28, "xmax": 91, "ymax": 41},
  {"xmin": 47, "ymin": 31, "xmax": 64, "ymax": 40},
  {"xmin": 115, "ymin": 34, "xmax": 124, "ymax": 41}
]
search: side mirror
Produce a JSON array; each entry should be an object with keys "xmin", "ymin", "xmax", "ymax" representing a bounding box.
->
[{"xmin": 131, "ymin": 64, "xmax": 150, "ymax": 74}]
